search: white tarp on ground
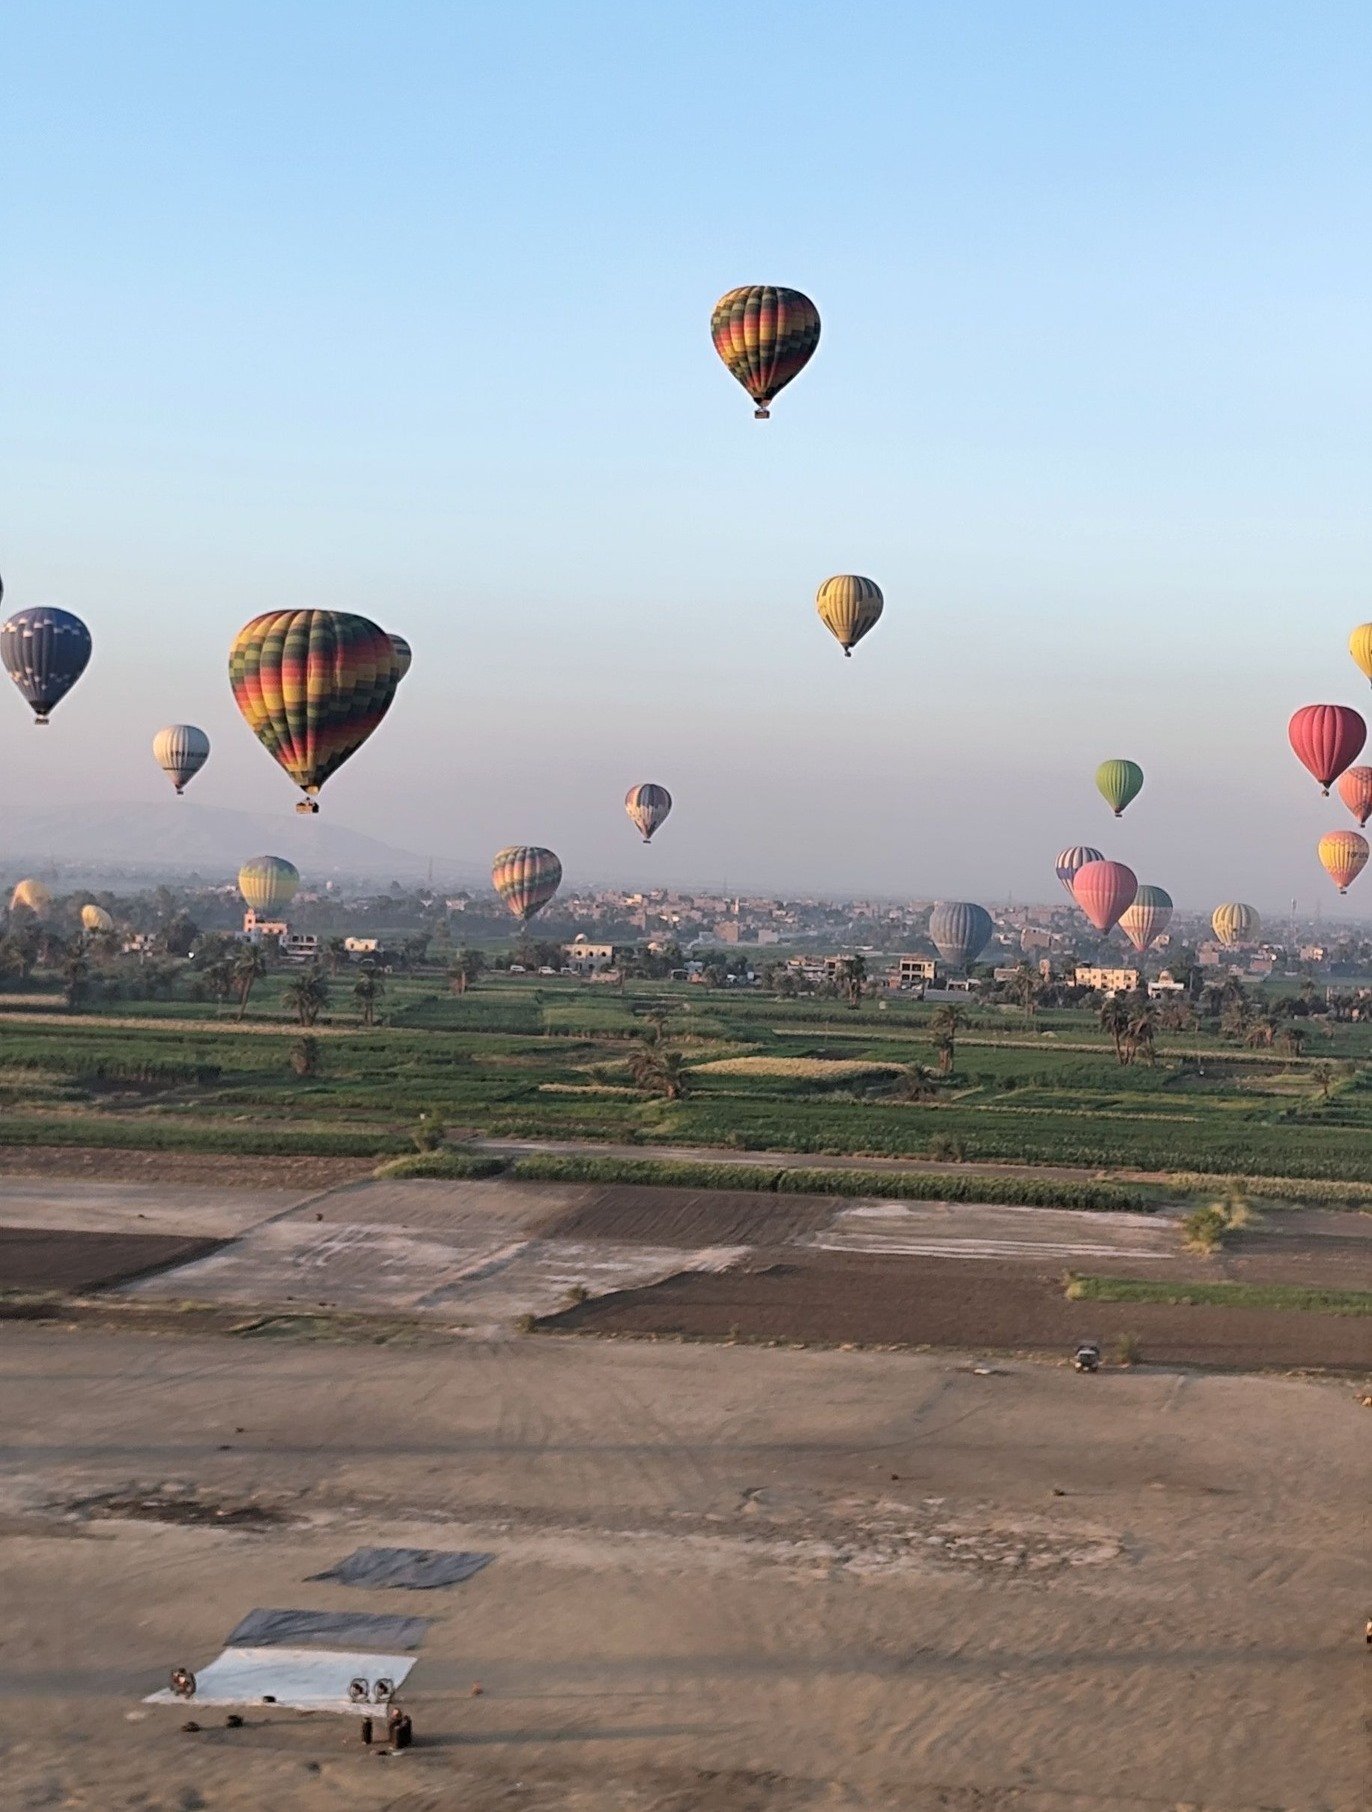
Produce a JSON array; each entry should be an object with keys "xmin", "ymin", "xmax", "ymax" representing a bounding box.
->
[{"xmin": 145, "ymin": 1645, "xmax": 415, "ymax": 1715}]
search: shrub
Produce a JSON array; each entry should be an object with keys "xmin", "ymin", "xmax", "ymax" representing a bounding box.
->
[
  {"xmin": 1114, "ymin": 1332, "xmax": 1143, "ymax": 1366},
  {"xmin": 373, "ymin": 1151, "xmax": 508, "ymax": 1181},
  {"xmin": 411, "ymin": 1111, "xmax": 447, "ymax": 1153},
  {"xmin": 289, "ymin": 1037, "xmax": 320, "ymax": 1079}
]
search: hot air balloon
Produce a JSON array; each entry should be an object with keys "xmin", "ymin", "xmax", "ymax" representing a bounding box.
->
[
  {"xmin": 928, "ymin": 901, "xmax": 992, "ymax": 970},
  {"xmin": 390, "ymin": 633, "xmax": 412, "ymax": 680},
  {"xmin": 1, "ymin": 606, "xmax": 92, "ymax": 724},
  {"xmin": 1336, "ymin": 765, "xmax": 1372, "ymax": 828},
  {"xmin": 1317, "ymin": 830, "xmax": 1368, "ymax": 895},
  {"xmin": 9, "ymin": 878, "xmax": 52, "ymax": 918},
  {"xmin": 625, "ymin": 783, "xmax": 672, "ymax": 843},
  {"xmin": 711, "ymin": 286, "xmax": 821, "ymax": 419},
  {"xmin": 1350, "ymin": 623, "xmax": 1372, "ymax": 688},
  {"xmin": 229, "ymin": 609, "xmax": 401, "ymax": 813},
  {"xmin": 1095, "ymin": 759, "xmax": 1144, "ymax": 818},
  {"xmin": 816, "ymin": 576, "xmax": 883, "ymax": 657},
  {"xmin": 153, "ymin": 724, "xmax": 210, "ymax": 795},
  {"xmin": 1287, "ymin": 704, "xmax": 1366, "ymax": 794},
  {"xmin": 1211, "ymin": 902, "xmax": 1260, "ymax": 947},
  {"xmin": 493, "ymin": 847, "xmax": 562, "ymax": 922},
  {"xmin": 1072, "ymin": 860, "xmax": 1137, "ymax": 933},
  {"xmin": 1118, "ymin": 885, "xmax": 1173, "ymax": 954},
  {"xmin": 1054, "ymin": 845, "xmax": 1105, "ymax": 901},
  {"xmin": 238, "ymin": 856, "xmax": 300, "ymax": 914},
  {"xmin": 80, "ymin": 904, "xmax": 114, "ymax": 934}
]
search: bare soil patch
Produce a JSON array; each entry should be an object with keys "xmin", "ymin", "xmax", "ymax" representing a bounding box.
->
[
  {"xmin": 0, "ymin": 1226, "xmax": 223, "ymax": 1294},
  {"xmin": 539, "ymin": 1183, "xmax": 840, "ymax": 1247},
  {"xmin": 63, "ymin": 1485, "xmax": 294, "ymax": 1530},
  {"xmin": 0, "ymin": 1144, "xmax": 376, "ymax": 1189},
  {"xmin": 542, "ymin": 1249, "xmax": 1372, "ymax": 1371}
]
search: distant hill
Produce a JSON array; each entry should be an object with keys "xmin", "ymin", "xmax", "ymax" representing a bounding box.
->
[{"xmin": 0, "ymin": 800, "xmax": 479, "ymax": 886}]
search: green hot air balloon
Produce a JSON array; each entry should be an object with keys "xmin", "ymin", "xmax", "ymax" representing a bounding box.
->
[{"xmin": 1095, "ymin": 759, "xmax": 1144, "ymax": 818}]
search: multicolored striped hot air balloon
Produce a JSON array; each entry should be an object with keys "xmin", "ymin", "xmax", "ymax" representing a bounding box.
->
[
  {"xmin": 9, "ymin": 878, "xmax": 52, "ymax": 918},
  {"xmin": 816, "ymin": 575, "xmax": 883, "ymax": 657},
  {"xmin": 1317, "ymin": 830, "xmax": 1368, "ymax": 894},
  {"xmin": 80, "ymin": 904, "xmax": 114, "ymax": 933},
  {"xmin": 238, "ymin": 856, "xmax": 300, "ymax": 914},
  {"xmin": 1054, "ymin": 845, "xmax": 1105, "ymax": 901},
  {"xmin": 1350, "ymin": 623, "xmax": 1372, "ymax": 688},
  {"xmin": 625, "ymin": 783, "xmax": 672, "ymax": 843},
  {"xmin": 492, "ymin": 846, "xmax": 562, "ymax": 922},
  {"xmin": 1, "ymin": 606, "xmax": 92, "ymax": 724},
  {"xmin": 1287, "ymin": 704, "xmax": 1366, "ymax": 794},
  {"xmin": 1336, "ymin": 765, "xmax": 1372, "ymax": 828},
  {"xmin": 1094, "ymin": 759, "xmax": 1144, "ymax": 818},
  {"xmin": 928, "ymin": 901, "xmax": 993, "ymax": 970},
  {"xmin": 229, "ymin": 610, "xmax": 401, "ymax": 813},
  {"xmin": 1118, "ymin": 884, "xmax": 1173, "ymax": 954},
  {"xmin": 711, "ymin": 286, "xmax": 821, "ymax": 419},
  {"xmin": 153, "ymin": 724, "xmax": 210, "ymax": 795},
  {"xmin": 389, "ymin": 633, "xmax": 412, "ymax": 680},
  {"xmin": 1072, "ymin": 860, "xmax": 1137, "ymax": 933},
  {"xmin": 1211, "ymin": 902, "xmax": 1260, "ymax": 947}
]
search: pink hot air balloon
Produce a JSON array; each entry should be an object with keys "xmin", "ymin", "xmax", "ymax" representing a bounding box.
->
[
  {"xmin": 1072, "ymin": 859, "xmax": 1138, "ymax": 933},
  {"xmin": 1336, "ymin": 765, "xmax": 1372, "ymax": 828},
  {"xmin": 1287, "ymin": 704, "xmax": 1366, "ymax": 795}
]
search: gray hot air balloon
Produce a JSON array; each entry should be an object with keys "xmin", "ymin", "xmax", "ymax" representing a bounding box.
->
[{"xmin": 929, "ymin": 901, "xmax": 992, "ymax": 971}]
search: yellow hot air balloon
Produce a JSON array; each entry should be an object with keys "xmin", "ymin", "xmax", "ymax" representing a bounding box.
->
[
  {"xmin": 238, "ymin": 856, "xmax": 300, "ymax": 914},
  {"xmin": 1211, "ymin": 902, "xmax": 1260, "ymax": 947},
  {"xmin": 80, "ymin": 904, "xmax": 114, "ymax": 933},
  {"xmin": 816, "ymin": 575, "xmax": 883, "ymax": 657},
  {"xmin": 1317, "ymin": 830, "xmax": 1368, "ymax": 894},
  {"xmin": 9, "ymin": 878, "xmax": 52, "ymax": 918},
  {"xmin": 1350, "ymin": 622, "xmax": 1372, "ymax": 689}
]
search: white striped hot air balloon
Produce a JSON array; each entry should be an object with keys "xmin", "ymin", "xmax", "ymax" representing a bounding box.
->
[
  {"xmin": 1118, "ymin": 885, "xmax": 1173, "ymax": 954},
  {"xmin": 153, "ymin": 724, "xmax": 210, "ymax": 795}
]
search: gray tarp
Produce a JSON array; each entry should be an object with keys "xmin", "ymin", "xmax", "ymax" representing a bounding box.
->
[
  {"xmin": 226, "ymin": 1607, "xmax": 431, "ymax": 1650},
  {"xmin": 307, "ymin": 1546, "xmax": 494, "ymax": 1590}
]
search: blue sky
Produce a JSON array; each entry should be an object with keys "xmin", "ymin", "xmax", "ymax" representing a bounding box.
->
[{"xmin": 2, "ymin": 2, "xmax": 1370, "ymax": 913}]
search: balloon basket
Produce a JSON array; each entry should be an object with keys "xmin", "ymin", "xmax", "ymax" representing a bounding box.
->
[
  {"xmin": 753, "ymin": 406, "xmax": 770, "ymax": 420},
  {"xmin": 295, "ymin": 800, "xmax": 320, "ymax": 815}
]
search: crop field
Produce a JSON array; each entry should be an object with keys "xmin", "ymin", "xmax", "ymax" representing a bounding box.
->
[{"xmin": 2, "ymin": 971, "xmax": 1371, "ymax": 1187}]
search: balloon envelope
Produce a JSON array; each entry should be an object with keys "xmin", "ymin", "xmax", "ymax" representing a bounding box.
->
[
  {"xmin": 1094, "ymin": 759, "xmax": 1143, "ymax": 817},
  {"xmin": 9, "ymin": 878, "xmax": 52, "ymax": 918},
  {"xmin": 711, "ymin": 286, "xmax": 820, "ymax": 419},
  {"xmin": 153, "ymin": 724, "xmax": 210, "ymax": 794},
  {"xmin": 80, "ymin": 904, "xmax": 114, "ymax": 933},
  {"xmin": 492, "ymin": 846, "xmax": 562, "ymax": 921},
  {"xmin": 1317, "ymin": 830, "xmax": 1368, "ymax": 894},
  {"xmin": 389, "ymin": 633, "xmax": 412, "ymax": 680},
  {"xmin": 815, "ymin": 575, "xmax": 883, "ymax": 657},
  {"xmin": 625, "ymin": 783, "xmax": 672, "ymax": 843},
  {"xmin": 1118, "ymin": 884, "xmax": 1173, "ymax": 953},
  {"xmin": 928, "ymin": 901, "xmax": 993, "ymax": 970},
  {"xmin": 1336, "ymin": 765, "xmax": 1372, "ymax": 827},
  {"xmin": 1072, "ymin": 860, "xmax": 1137, "ymax": 933},
  {"xmin": 1, "ymin": 606, "xmax": 92, "ymax": 723},
  {"xmin": 1350, "ymin": 623, "xmax": 1372, "ymax": 687},
  {"xmin": 1054, "ymin": 845, "xmax": 1104, "ymax": 900},
  {"xmin": 229, "ymin": 609, "xmax": 401, "ymax": 806},
  {"xmin": 238, "ymin": 856, "xmax": 300, "ymax": 914},
  {"xmin": 1211, "ymin": 902, "xmax": 1260, "ymax": 947},
  {"xmin": 1287, "ymin": 704, "xmax": 1366, "ymax": 793}
]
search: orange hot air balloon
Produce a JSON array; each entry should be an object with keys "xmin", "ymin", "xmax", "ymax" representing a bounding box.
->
[
  {"xmin": 1336, "ymin": 765, "xmax": 1372, "ymax": 828},
  {"xmin": 1287, "ymin": 704, "xmax": 1366, "ymax": 794},
  {"xmin": 1317, "ymin": 830, "xmax": 1368, "ymax": 894},
  {"xmin": 1071, "ymin": 859, "xmax": 1137, "ymax": 933}
]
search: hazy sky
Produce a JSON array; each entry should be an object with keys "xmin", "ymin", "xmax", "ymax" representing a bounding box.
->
[{"xmin": 3, "ymin": 2, "xmax": 1370, "ymax": 916}]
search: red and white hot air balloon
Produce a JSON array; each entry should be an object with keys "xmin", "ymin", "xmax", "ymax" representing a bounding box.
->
[
  {"xmin": 1317, "ymin": 830, "xmax": 1368, "ymax": 895},
  {"xmin": 1287, "ymin": 704, "xmax": 1366, "ymax": 795},
  {"xmin": 1071, "ymin": 859, "xmax": 1138, "ymax": 933},
  {"xmin": 1336, "ymin": 765, "xmax": 1372, "ymax": 828}
]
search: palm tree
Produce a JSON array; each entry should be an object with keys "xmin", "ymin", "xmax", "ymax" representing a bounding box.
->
[
  {"xmin": 352, "ymin": 963, "xmax": 383, "ymax": 1027},
  {"xmin": 1009, "ymin": 963, "xmax": 1042, "ymax": 1025},
  {"xmin": 1313, "ymin": 1061, "xmax": 1336, "ymax": 1101},
  {"xmin": 891, "ymin": 1063, "xmax": 940, "ymax": 1102},
  {"xmin": 628, "ymin": 1045, "xmax": 690, "ymax": 1100},
  {"xmin": 450, "ymin": 949, "xmax": 486, "ymax": 995},
  {"xmin": 836, "ymin": 953, "xmax": 868, "ymax": 1010},
  {"xmin": 1098, "ymin": 997, "xmax": 1130, "ymax": 1064},
  {"xmin": 1277, "ymin": 1024, "xmax": 1307, "ymax": 1057},
  {"xmin": 233, "ymin": 943, "xmax": 268, "ymax": 1021},
  {"xmin": 1125, "ymin": 1003, "xmax": 1156, "ymax": 1067},
  {"xmin": 931, "ymin": 1002, "xmax": 962, "ymax": 1074},
  {"xmin": 325, "ymin": 936, "xmax": 348, "ymax": 975},
  {"xmin": 62, "ymin": 952, "xmax": 89, "ymax": 1012},
  {"xmin": 283, "ymin": 966, "xmax": 330, "ymax": 1027}
]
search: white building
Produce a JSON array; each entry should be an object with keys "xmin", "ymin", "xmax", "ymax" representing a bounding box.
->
[
  {"xmin": 1075, "ymin": 965, "xmax": 1141, "ymax": 995},
  {"xmin": 563, "ymin": 936, "xmax": 616, "ymax": 975}
]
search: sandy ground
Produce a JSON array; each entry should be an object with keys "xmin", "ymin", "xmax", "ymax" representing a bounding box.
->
[{"xmin": 0, "ymin": 1323, "xmax": 1367, "ymax": 1812}]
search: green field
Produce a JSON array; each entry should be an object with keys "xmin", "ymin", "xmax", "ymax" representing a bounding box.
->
[{"xmin": 3, "ymin": 970, "xmax": 1371, "ymax": 1189}]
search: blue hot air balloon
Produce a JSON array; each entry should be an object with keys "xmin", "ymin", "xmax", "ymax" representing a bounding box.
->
[
  {"xmin": 929, "ymin": 901, "xmax": 993, "ymax": 971},
  {"xmin": 1, "ymin": 606, "xmax": 92, "ymax": 724}
]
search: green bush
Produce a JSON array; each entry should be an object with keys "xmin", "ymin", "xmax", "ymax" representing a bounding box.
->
[
  {"xmin": 373, "ymin": 1150, "xmax": 508, "ymax": 1180},
  {"xmin": 510, "ymin": 1153, "xmax": 778, "ymax": 1191}
]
